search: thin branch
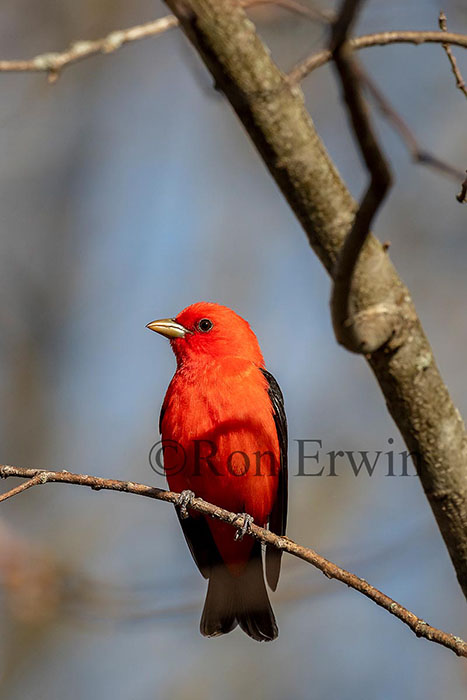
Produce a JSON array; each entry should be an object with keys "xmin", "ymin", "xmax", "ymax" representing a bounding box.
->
[
  {"xmin": 0, "ymin": 0, "xmax": 328, "ymax": 82},
  {"xmin": 1, "ymin": 464, "xmax": 466, "ymax": 657},
  {"xmin": 0, "ymin": 473, "xmax": 43, "ymax": 502},
  {"xmin": 288, "ymin": 30, "xmax": 467, "ymax": 84},
  {"xmin": 0, "ymin": 16, "xmax": 179, "ymax": 83},
  {"xmin": 457, "ymin": 171, "xmax": 467, "ymax": 204},
  {"xmin": 361, "ymin": 73, "xmax": 465, "ymax": 182},
  {"xmin": 439, "ymin": 11, "xmax": 467, "ymax": 99},
  {"xmin": 330, "ymin": 0, "xmax": 394, "ymax": 354}
]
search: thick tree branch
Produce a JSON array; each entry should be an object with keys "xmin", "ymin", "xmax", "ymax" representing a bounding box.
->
[
  {"xmin": 330, "ymin": 0, "xmax": 394, "ymax": 354},
  {"xmin": 439, "ymin": 12, "xmax": 467, "ymax": 99},
  {"xmin": 161, "ymin": 0, "xmax": 467, "ymax": 599},
  {"xmin": 1, "ymin": 464, "xmax": 466, "ymax": 657}
]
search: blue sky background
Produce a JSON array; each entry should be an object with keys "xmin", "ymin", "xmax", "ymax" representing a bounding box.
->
[{"xmin": 0, "ymin": 1, "xmax": 466, "ymax": 698}]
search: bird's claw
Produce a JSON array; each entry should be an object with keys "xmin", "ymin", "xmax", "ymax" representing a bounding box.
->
[
  {"xmin": 233, "ymin": 513, "xmax": 254, "ymax": 541},
  {"xmin": 177, "ymin": 490, "xmax": 195, "ymax": 519}
]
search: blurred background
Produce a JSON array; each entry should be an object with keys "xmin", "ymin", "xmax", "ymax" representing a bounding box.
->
[{"xmin": 0, "ymin": 0, "xmax": 466, "ymax": 698}]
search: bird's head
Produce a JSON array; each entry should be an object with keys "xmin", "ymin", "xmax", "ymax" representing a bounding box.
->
[{"xmin": 146, "ymin": 302, "xmax": 264, "ymax": 366}]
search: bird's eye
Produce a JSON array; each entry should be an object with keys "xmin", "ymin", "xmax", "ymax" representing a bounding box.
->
[{"xmin": 198, "ymin": 318, "xmax": 213, "ymax": 333}]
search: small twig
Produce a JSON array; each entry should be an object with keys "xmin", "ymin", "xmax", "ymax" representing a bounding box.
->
[
  {"xmin": 0, "ymin": 16, "xmax": 179, "ymax": 83},
  {"xmin": 439, "ymin": 12, "xmax": 467, "ymax": 99},
  {"xmin": 0, "ymin": 464, "xmax": 466, "ymax": 657},
  {"xmin": 361, "ymin": 73, "xmax": 465, "ymax": 182},
  {"xmin": 288, "ymin": 30, "xmax": 467, "ymax": 84},
  {"xmin": 330, "ymin": 0, "xmax": 395, "ymax": 354},
  {"xmin": 0, "ymin": 473, "xmax": 43, "ymax": 502},
  {"xmin": 457, "ymin": 171, "xmax": 467, "ymax": 203},
  {"xmin": 0, "ymin": 0, "xmax": 328, "ymax": 82}
]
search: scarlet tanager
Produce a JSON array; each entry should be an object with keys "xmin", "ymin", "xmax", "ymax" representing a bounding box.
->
[{"xmin": 147, "ymin": 302, "xmax": 287, "ymax": 641}]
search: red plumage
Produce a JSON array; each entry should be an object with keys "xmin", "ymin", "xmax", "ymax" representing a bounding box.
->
[{"xmin": 148, "ymin": 302, "xmax": 287, "ymax": 641}]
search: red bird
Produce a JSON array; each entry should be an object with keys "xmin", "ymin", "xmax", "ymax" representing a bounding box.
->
[{"xmin": 147, "ymin": 302, "xmax": 287, "ymax": 641}]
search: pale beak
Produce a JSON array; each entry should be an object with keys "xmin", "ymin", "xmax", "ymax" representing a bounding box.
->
[{"xmin": 146, "ymin": 318, "xmax": 188, "ymax": 339}]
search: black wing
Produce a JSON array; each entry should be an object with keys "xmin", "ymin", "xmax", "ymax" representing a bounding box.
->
[
  {"xmin": 159, "ymin": 401, "xmax": 166, "ymax": 435},
  {"xmin": 174, "ymin": 508, "xmax": 221, "ymax": 579},
  {"xmin": 260, "ymin": 368, "xmax": 288, "ymax": 591}
]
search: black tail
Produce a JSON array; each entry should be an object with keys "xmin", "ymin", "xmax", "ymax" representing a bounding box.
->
[{"xmin": 200, "ymin": 541, "xmax": 278, "ymax": 642}]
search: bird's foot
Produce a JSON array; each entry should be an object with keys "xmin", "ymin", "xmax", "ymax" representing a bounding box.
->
[
  {"xmin": 233, "ymin": 513, "xmax": 254, "ymax": 541},
  {"xmin": 177, "ymin": 490, "xmax": 195, "ymax": 519}
]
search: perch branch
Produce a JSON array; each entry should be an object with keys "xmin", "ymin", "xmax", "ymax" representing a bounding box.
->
[{"xmin": 1, "ymin": 464, "xmax": 466, "ymax": 657}]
